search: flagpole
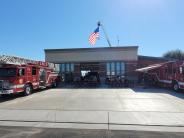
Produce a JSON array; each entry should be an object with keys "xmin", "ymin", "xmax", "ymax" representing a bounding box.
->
[
  {"xmin": 98, "ymin": 22, "xmax": 112, "ymax": 47},
  {"xmin": 117, "ymin": 35, "xmax": 119, "ymax": 46}
]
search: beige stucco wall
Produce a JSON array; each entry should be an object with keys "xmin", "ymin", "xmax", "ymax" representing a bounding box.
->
[{"xmin": 45, "ymin": 47, "xmax": 138, "ymax": 63}]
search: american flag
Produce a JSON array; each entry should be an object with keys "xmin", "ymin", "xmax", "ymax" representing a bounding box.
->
[{"xmin": 89, "ymin": 27, "xmax": 99, "ymax": 45}]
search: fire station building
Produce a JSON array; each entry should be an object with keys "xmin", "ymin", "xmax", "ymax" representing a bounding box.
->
[{"xmin": 44, "ymin": 46, "xmax": 138, "ymax": 83}]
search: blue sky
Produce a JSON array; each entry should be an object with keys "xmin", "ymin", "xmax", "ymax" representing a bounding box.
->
[{"xmin": 0, "ymin": 0, "xmax": 184, "ymax": 60}]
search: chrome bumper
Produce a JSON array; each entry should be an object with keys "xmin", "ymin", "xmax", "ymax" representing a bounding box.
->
[{"xmin": 0, "ymin": 89, "xmax": 14, "ymax": 94}]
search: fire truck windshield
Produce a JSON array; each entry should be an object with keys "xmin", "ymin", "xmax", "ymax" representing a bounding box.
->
[{"xmin": 0, "ymin": 68, "xmax": 16, "ymax": 77}]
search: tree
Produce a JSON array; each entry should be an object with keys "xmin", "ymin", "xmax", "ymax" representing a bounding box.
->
[{"xmin": 163, "ymin": 49, "xmax": 184, "ymax": 60}]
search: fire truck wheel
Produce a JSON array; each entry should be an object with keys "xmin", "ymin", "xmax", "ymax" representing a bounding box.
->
[
  {"xmin": 173, "ymin": 82, "xmax": 179, "ymax": 92},
  {"xmin": 24, "ymin": 84, "xmax": 32, "ymax": 96}
]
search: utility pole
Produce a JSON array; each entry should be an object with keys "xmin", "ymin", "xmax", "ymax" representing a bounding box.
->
[{"xmin": 98, "ymin": 21, "xmax": 112, "ymax": 47}]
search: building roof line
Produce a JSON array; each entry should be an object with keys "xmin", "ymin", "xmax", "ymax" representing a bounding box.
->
[
  {"xmin": 138, "ymin": 55, "xmax": 176, "ymax": 61},
  {"xmin": 44, "ymin": 46, "xmax": 139, "ymax": 52}
]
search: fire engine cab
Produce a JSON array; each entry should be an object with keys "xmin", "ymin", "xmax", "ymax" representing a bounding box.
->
[
  {"xmin": 136, "ymin": 61, "xmax": 184, "ymax": 91},
  {"xmin": 0, "ymin": 55, "xmax": 59, "ymax": 96}
]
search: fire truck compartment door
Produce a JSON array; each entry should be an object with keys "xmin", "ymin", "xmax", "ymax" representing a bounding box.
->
[{"xmin": 39, "ymin": 69, "xmax": 46, "ymax": 86}]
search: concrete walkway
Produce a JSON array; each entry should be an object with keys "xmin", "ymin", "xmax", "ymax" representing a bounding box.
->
[{"xmin": 1, "ymin": 109, "xmax": 184, "ymax": 131}]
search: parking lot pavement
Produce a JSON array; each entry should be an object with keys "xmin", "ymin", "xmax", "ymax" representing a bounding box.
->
[{"xmin": 0, "ymin": 88, "xmax": 184, "ymax": 131}]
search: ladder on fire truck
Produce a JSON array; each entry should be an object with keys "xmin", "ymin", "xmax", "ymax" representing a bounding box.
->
[
  {"xmin": 0, "ymin": 55, "xmax": 37, "ymax": 65},
  {"xmin": 0, "ymin": 55, "xmax": 58, "ymax": 71}
]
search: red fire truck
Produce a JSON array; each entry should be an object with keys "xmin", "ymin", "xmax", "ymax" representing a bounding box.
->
[
  {"xmin": 0, "ymin": 55, "xmax": 59, "ymax": 96},
  {"xmin": 136, "ymin": 61, "xmax": 184, "ymax": 91}
]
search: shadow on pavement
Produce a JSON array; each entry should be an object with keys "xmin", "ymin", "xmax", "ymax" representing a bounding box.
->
[
  {"xmin": 0, "ymin": 89, "xmax": 47, "ymax": 103},
  {"xmin": 132, "ymin": 87, "xmax": 184, "ymax": 100},
  {"xmin": 0, "ymin": 126, "xmax": 184, "ymax": 138},
  {"xmin": 0, "ymin": 94, "xmax": 22, "ymax": 103},
  {"xmin": 56, "ymin": 83, "xmax": 132, "ymax": 89}
]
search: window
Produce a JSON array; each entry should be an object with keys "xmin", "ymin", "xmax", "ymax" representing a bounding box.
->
[
  {"xmin": 121, "ymin": 62, "xmax": 125, "ymax": 75},
  {"xmin": 18, "ymin": 68, "xmax": 25, "ymax": 76},
  {"xmin": 0, "ymin": 68, "xmax": 16, "ymax": 77},
  {"xmin": 71, "ymin": 64, "xmax": 74, "ymax": 72},
  {"xmin": 60, "ymin": 63, "xmax": 74, "ymax": 73},
  {"xmin": 111, "ymin": 62, "xmax": 115, "ymax": 75},
  {"xmin": 66, "ymin": 64, "xmax": 70, "ymax": 72},
  {"xmin": 61, "ymin": 64, "xmax": 65, "ymax": 72},
  {"xmin": 116, "ymin": 62, "xmax": 121, "ymax": 76},
  {"xmin": 106, "ymin": 62, "xmax": 125, "ymax": 76},
  {"xmin": 106, "ymin": 63, "xmax": 111, "ymax": 75},
  {"xmin": 32, "ymin": 67, "xmax": 36, "ymax": 75}
]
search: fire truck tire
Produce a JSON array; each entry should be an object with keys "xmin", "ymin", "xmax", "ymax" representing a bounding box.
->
[
  {"xmin": 24, "ymin": 84, "xmax": 32, "ymax": 96},
  {"xmin": 173, "ymin": 82, "xmax": 179, "ymax": 92}
]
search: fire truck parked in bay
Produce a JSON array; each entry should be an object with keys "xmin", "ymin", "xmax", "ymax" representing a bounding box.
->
[
  {"xmin": 0, "ymin": 55, "xmax": 59, "ymax": 96},
  {"xmin": 136, "ymin": 61, "xmax": 184, "ymax": 91}
]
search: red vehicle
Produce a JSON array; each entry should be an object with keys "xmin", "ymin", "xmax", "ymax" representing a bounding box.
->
[
  {"xmin": 0, "ymin": 57, "xmax": 59, "ymax": 96},
  {"xmin": 136, "ymin": 61, "xmax": 184, "ymax": 91}
]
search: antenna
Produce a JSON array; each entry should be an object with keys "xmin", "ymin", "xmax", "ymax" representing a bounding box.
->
[{"xmin": 98, "ymin": 21, "xmax": 112, "ymax": 47}]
